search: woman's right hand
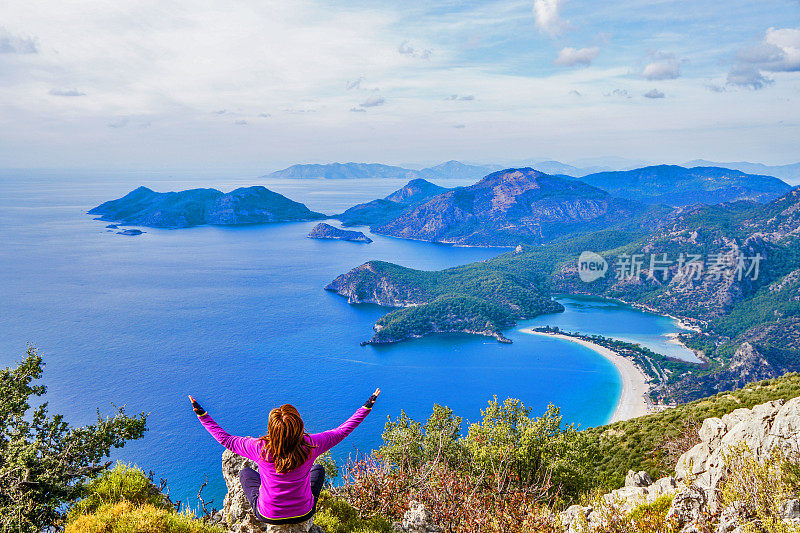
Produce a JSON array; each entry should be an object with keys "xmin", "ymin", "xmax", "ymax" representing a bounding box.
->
[{"xmin": 364, "ymin": 388, "xmax": 381, "ymax": 409}]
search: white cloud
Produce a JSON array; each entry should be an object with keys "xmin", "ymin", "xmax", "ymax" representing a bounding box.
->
[
  {"xmin": 445, "ymin": 94, "xmax": 475, "ymax": 101},
  {"xmin": 398, "ymin": 41, "xmax": 432, "ymax": 59},
  {"xmin": 533, "ymin": 0, "xmax": 568, "ymax": 38},
  {"xmin": 554, "ymin": 46, "xmax": 599, "ymax": 67},
  {"xmin": 359, "ymin": 95, "xmax": 385, "ymax": 108},
  {"xmin": 737, "ymin": 27, "xmax": 800, "ymax": 73},
  {"xmin": 107, "ymin": 118, "xmax": 129, "ymax": 128},
  {"xmin": 643, "ymin": 89, "xmax": 665, "ymax": 99},
  {"xmin": 641, "ymin": 52, "xmax": 681, "ymax": 80},
  {"xmin": 604, "ymin": 88, "xmax": 631, "ymax": 98},
  {"xmin": 0, "ymin": 27, "xmax": 37, "ymax": 53}
]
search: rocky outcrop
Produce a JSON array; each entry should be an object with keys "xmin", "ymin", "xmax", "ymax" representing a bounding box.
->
[
  {"xmin": 307, "ymin": 223, "xmax": 372, "ymax": 243},
  {"xmin": 564, "ymin": 397, "xmax": 800, "ymax": 532},
  {"xmin": 89, "ymin": 186, "xmax": 325, "ymax": 228},
  {"xmin": 219, "ymin": 450, "xmax": 324, "ymax": 533},
  {"xmin": 393, "ymin": 501, "xmax": 440, "ymax": 533}
]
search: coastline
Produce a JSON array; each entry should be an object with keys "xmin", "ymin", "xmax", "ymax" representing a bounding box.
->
[{"xmin": 520, "ymin": 329, "xmax": 651, "ymax": 423}]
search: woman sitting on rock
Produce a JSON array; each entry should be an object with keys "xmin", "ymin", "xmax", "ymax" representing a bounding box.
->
[{"xmin": 189, "ymin": 389, "xmax": 379, "ymax": 526}]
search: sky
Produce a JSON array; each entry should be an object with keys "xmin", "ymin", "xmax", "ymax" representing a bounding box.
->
[{"xmin": 0, "ymin": 0, "xmax": 799, "ymax": 172}]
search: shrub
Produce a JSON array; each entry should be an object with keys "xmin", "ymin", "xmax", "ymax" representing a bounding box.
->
[
  {"xmin": 68, "ymin": 463, "xmax": 170, "ymax": 519},
  {"xmin": 65, "ymin": 501, "xmax": 222, "ymax": 533},
  {"xmin": 720, "ymin": 442, "xmax": 800, "ymax": 533},
  {"xmin": 314, "ymin": 491, "xmax": 393, "ymax": 533},
  {"xmin": 0, "ymin": 346, "xmax": 148, "ymax": 532},
  {"xmin": 314, "ymin": 451, "xmax": 340, "ymax": 487}
]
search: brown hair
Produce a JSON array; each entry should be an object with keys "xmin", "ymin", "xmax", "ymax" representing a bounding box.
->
[{"xmin": 259, "ymin": 404, "xmax": 315, "ymax": 473}]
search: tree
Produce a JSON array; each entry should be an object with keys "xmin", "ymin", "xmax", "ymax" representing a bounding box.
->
[{"xmin": 0, "ymin": 345, "xmax": 148, "ymax": 532}]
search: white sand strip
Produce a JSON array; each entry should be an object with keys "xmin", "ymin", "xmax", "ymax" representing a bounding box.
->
[{"xmin": 520, "ymin": 329, "xmax": 651, "ymax": 423}]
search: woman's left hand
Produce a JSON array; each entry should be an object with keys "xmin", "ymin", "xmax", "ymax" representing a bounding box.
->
[{"xmin": 188, "ymin": 395, "xmax": 206, "ymax": 416}]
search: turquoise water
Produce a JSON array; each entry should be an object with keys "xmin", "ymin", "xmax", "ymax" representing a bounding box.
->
[{"xmin": 0, "ymin": 171, "xmax": 685, "ymax": 507}]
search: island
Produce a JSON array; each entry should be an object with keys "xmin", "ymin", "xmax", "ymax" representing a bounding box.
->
[
  {"xmin": 88, "ymin": 185, "xmax": 325, "ymax": 228},
  {"xmin": 116, "ymin": 229, "xmax": 144, "ymax": 236},
  {"xmin": 307, "ymin": 223, "xmax": 372, "ymax": 243}
]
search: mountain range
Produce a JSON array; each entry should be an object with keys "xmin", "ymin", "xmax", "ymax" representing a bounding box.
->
[
  {"xmin": 264, "ymin": 160, "xmax": 499, "ymax": 181},
  {"xmin": 334, "ymin": 165, "xmax": 792, "ymax": 247},
  {"xmin": 686, "ymin": 159, "xmax": 800, "ymax": 184},
  {"xmin": 575, "ymin": 165, "xmax": 791, "ymax": 206}
]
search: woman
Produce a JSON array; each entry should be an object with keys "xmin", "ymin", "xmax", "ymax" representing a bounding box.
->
[{"xmin": 189, "ymin": 389, "xmax": 380, "ymax": 525}]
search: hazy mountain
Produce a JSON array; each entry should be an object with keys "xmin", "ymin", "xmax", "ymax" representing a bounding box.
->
[
  {"xmin": 685, "ymin": 159, "xmax": 800, "ymax": 185},
  {"xmin": 416, "ymin": 160, "xmax": 500, "ymax": 181},
  {"xmin": 265, "ymin": 160, "xmax": 498, "ymax": 181},
  {"xmin": 374, "ymin": 168, "xmax": 647, "ymax": 246},
  {"xmin": 88, "ymin": 186, "xmax": 325, "ymax": 228},
  {"xmin": 578, "ymin": 165, "xmax": 791, "ymax": 206},
  {"xmin": 264, "ymin": 162, "xmax": 419, "ymax": 180}
]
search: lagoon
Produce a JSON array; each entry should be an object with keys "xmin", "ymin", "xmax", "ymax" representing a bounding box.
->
[{"xmin": 0, "ymin": 171, "xmax": 690, "ymax": 506}]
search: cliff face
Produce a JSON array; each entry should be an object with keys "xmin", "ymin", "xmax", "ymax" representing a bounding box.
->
[
  {"xmin": 325, "ymin": 261, "xmax": 429, "ymax": 306},
  {"xmin": 88, "ymin": 186, "xmax": 325, "ymax": 228},
  {"xmin": 307, "ymin": 223, "xmax": 372, "ymax": 243}
]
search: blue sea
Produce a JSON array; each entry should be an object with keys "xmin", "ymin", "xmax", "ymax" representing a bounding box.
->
[{"xmin": 0, "ymin": 170, "xmax": 694, "ymax": 507}]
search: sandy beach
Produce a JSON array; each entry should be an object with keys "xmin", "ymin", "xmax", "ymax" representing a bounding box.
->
[{"xmin": 520, "ymin": 329, "xmax": 651, "ymax": 423}]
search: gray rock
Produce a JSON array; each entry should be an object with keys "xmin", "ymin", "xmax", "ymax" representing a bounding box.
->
[
  {"xmin": 397, "ymin": 501, "xmax": 439, "ymax": 533},
  {"xmin": 625, "ymin": 470, "xmax": 653, "ymax": 487},
  {"xmin": 665, "ymin": 486, "xmax": 707, "ymax": 530},
  {"xmin": 780, "ymin": 498, "xmax": 800, "ymax": 520}
]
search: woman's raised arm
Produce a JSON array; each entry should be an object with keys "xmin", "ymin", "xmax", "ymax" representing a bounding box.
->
[{"xmin": 189, "ymin": 395, "xmax": 261, "ymax": 462}]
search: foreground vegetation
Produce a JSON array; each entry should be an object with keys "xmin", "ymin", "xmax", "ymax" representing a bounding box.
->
[{"xmin": 7, "ymin": 348, "xmax": 800, "ymax": 532}]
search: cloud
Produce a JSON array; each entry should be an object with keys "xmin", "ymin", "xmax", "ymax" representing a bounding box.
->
[
  {"xmin": 641, "ymin": 52, "xmax": 681, "ymax": 80},
  {"xmin": 569, "ymin": 89, "xmax": 582, "ymax": 96},
  {"xmin": 49, "ymin": 88, "xmax": 85, "ymax": 97},
  {"xmin": 398, "ymin": 41, "xmax": 431, "ymax": 59},
  {"xmin": 736, "ymin": 27, "xmax": 800, "ymax": 73},
  {"xmin": 107, "ymin": 118, "xmax": 129, "ymax": 128},
  {"xmin": 706, "ymin": 84, "xmax": 726, "ymax": 93},
  {"xmin": 453, "ymin": 124, "xmax": 466, "ymax": 129},
  {"xmin": 445, "ymin": 94, "xmax": 475, "ymax": 101},
  {"xmin": 346, "ymin": 76, "xmax": 364, "ymax": 90},
  {"xmin": 0, "ymin": 27, "xmax": 38, "ymax": 54},
  {"xmin": 643, "ymin": 89, "xmax": 665, "ymax": 99},
  {"xmin": 213, "ymin": 109, "xmax": 227, "ymax": 115},
  {"xmin": 725, "ymin": 27, "xmax": 799, "ymax": 90},
  {"xmin": 604, "ymin": 88, "xmax": 631, "ymax": 98},
  {"xmin": 258, "ymin": 113, "xmax": 271, "ymax": 118},
  {"xmin": 234, "ymin": 120, "xmax": 247, "ymax": 125},
  {"xmin": 554, "ymin": 46, "xmax": 599, "ymax": 67},
  {"xmin": 726, "ymin": 65, "xmax": 774, "ymax": 89},
  {"xmin": 533, "ymin": 0, "xmax": 568, "ymax": 38},
  {"xmin": 359, "ymin": 95, "xmax": 385, "ymax": 108},
  {"xmin": 349, "ymin": 107, "xmax": 366, "ymax": 113}
]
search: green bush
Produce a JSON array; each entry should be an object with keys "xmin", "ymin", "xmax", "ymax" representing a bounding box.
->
[
  {"xmin": 314, "ymin": 491, "xmax": 393, "ymax": 533},
  {"xmin": 68, "ymin": 463, "xmax": 169, "ymax": 519},
  {"xmin": 65, "ymin": 501, "xmax": 222, "ymax": 533}
]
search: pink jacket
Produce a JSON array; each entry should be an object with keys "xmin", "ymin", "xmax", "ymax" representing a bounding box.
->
[{"xmin": 198, "ymin": 407, "xmax": 370, "ymax": 520}]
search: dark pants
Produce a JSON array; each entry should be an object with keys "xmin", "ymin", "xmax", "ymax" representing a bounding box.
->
[{"xmin": 239, "ymin": 464, "xmax": 325, "ymax": 524}]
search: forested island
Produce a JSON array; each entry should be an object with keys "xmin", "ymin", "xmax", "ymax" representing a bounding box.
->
[{"xmin": 89, "ymin": 185, "xmax": 325, "ymax": 228}]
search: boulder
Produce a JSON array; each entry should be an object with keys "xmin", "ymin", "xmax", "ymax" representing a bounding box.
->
[
  {"xmin": 625, "ymin": 470, "xmax": 653, "ymax": 488},
  {"xmin": 395, "ymin": 501, "xmax": 439, "ymax": 533},
  {"xmin": 665, "ymin": 486, "xmax": 707, "ymax": 530}
]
